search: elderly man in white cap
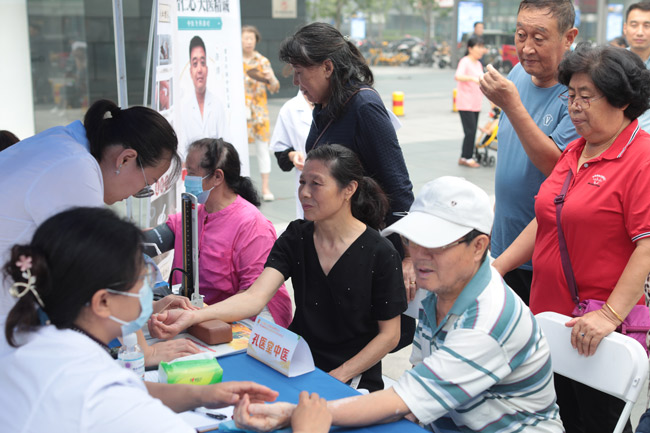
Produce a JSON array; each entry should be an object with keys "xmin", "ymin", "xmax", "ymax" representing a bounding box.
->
[{"xmin": 233, "ymin": 176, "xmax": 563, "ymax": 433}]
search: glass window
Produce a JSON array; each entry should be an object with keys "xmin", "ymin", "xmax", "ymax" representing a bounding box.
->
[{"xmin": 27, "ymin": 1, "xmax": 154, "ymax": 225}]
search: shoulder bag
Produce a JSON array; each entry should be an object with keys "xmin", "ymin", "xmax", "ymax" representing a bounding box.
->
[{"xmin": 555, "ymin": 169, "xmax": 650, "ymax": 354}]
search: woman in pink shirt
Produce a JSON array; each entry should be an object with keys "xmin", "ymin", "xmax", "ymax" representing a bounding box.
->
[
  {"xmin": 455, "ymin": 36, "xmax": 487, "ymax": 168},
  {"xmin": 144, "ymin": 138, "xmax": 292, "ymax": 327}
]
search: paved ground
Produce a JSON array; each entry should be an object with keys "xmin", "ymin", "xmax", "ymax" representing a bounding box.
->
[{"xmin": 250, "ymin": 65, "xmax": 647, "ymax": 426}]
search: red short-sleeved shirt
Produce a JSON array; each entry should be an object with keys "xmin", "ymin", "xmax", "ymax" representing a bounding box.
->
[{"xmin": 530, "ymin": 121, "xmax": 650, "ymax": 315}]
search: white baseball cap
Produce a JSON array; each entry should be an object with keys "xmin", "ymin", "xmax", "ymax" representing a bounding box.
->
[{"xmin": 382, "ymin": 176, "xmax": 493, "ymax": 248}]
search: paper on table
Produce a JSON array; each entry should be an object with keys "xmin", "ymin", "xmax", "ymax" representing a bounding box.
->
[
  {"xmin": 178, "ymin": 411, "xmax": 219, "ymax": 432},
  {"xmin": 179, "ymin": 406, "xmax": 234, "ymax": 432},
  {"xmin": 404, "ymin": 288, "xmax": 428, "ymax": 319}
]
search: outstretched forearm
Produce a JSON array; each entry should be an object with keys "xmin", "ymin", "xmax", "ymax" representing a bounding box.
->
[
  {"xmin": 193, "ymin": 267, "xmax": 284, "ymax": 324},
  {"xmin": 329, "ymin": 389, "xmax": 411, "ymax": 427}
]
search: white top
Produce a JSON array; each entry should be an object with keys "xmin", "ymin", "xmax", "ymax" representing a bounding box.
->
[
  {"xmin": 0, "ymin": 121, "xmax": 104, "ymax": 357},
  {"xmin": 269, "ymin": 91, "xmax": 313, "ymax": 219},
  {"xmin": 0, "ymin": 326, "xmax": 194, "ymax": 433},
  {"xmin": 394, "ymin": 262, "xmax": 562, "ymax": 432},
  {"xmin": 180, "ymin": 89, "xmax": 228, "ymax": 154}
]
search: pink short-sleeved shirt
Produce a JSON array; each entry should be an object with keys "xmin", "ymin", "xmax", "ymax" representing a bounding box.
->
[
  {"xmin": 455, "ymin": 56, "xmax": 484, "ymax": 112},
  {"xmin": 167, "ymin": 195, "xmax": 292, "ymax": 327}
]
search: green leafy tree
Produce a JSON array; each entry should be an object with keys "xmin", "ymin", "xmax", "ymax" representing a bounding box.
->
[
  {"xmin": 307, "ymin": 0, "xmax": 348, "ymax": 28},
  {"xmin": 356, "ymin": 0, "xmax": 394, "ymax": 40},
  {"xmin": 411, "ymin": 0, "xmax": 451, "ymax": 45}
]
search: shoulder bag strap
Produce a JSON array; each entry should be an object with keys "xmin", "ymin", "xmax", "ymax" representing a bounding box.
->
[
  {"xmin": 554, "ymin": 169, "xmax": 580, "ymax": 305},
  {"xmin": 312, "ymin": 87, "xmax": 378, "ymax": 149}
]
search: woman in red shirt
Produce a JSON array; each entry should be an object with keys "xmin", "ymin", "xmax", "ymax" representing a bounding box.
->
[{"xmin": 493, "ymin": 44, "xmax": 650, "ymax": 433}]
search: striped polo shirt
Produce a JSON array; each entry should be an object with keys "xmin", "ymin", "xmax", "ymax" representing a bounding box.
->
[{"xmin": 394, "ymin": 260, "xmax": 563, "ymax": 432}]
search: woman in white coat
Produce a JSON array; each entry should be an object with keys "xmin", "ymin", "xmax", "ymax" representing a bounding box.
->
[
  {"xmin": 270, "ymin": 90, "xmax": 313, "ymax": 218},
  {"xmin": 0, "ymin": 207, "xmax": 278, "ymax": 433},
  {"xmin": 0, "ymin": 99, "xmax": 199, "ymax": 363}
]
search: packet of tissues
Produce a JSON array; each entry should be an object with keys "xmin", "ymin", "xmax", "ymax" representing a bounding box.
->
[{"xmin": 158, "ymin": 358, "xmax": 223, "ymax": 385}]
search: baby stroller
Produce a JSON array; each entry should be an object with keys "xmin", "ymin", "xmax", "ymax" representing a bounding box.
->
[{"xmin": 474, "ymin": 105, "xmax": 500, "ymax": 167}]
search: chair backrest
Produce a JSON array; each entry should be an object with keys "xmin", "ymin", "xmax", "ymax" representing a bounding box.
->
[{"xmin": 536, "ymin": 311, "xmax": 649, "ymax": 433}]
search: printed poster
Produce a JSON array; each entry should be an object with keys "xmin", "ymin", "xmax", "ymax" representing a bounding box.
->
[{"xmin": 149, "ymin": 0, "xmax": 247, "ymax": 233}]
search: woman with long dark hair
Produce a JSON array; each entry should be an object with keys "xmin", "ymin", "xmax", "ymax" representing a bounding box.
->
[{"xmin": 150, "ymin": 144, "xmax": 407, "ymax": 392}]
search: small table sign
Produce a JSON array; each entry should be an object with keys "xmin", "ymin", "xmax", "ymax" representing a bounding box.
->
[{"xmin": 247, "ymin": 317, "xmax": 314, "ymax": 377}]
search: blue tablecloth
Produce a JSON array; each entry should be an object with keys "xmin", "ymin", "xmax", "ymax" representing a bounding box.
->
[{"xmin": 217, "ymin": 353, "xmax": 427, "ymax": 433}]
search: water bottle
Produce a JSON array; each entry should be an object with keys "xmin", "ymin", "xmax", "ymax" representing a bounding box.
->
[{"xmin": 118, "ymin": 332, "xmax": 145, "ymax": 379}]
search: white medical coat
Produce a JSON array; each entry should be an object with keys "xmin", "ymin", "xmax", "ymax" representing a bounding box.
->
[
  {"xmin": 269, "ymin": 92, "xmax": 313, "ymax": 219},
  {"xmin": 180, "ymin": 89, "xmax": 228, "ymax": 154},
  {"xmin": 0, "ymin": 121, "xmax": 104, "ymax": 357},
  {"xmin": 0, "ymin": 326, "xmax": 194, "ymax": 433}
]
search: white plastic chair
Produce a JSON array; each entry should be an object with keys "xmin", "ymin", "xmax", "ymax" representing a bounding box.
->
[{"xmin": 536, "ymin": 311, "xmax": 649, "ymax": 433}]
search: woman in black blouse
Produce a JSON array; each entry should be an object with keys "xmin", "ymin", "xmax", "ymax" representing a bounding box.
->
[
  {"xmin": 276, "ymin": 22, "xmax": 416, "ymax": 350},
  {"xmin": 149, "ymin": 144, "xmax": 407, "ymax": 391}
]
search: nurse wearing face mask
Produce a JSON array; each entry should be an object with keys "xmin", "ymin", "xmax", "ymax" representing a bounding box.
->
[
  {"xmin": 0, "ymin": 207, "xmax": 278, "ymax": 433},
  {"xmin": 143, "ymin": 138, "xmax": 292, "ymax": 327}
]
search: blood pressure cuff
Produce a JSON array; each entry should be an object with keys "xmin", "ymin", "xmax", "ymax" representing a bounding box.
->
[{"xmin": 143, "ymin": 223, "xmax": 175, "ymax": 257}]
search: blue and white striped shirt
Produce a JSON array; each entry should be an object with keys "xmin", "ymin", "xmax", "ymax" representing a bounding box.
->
[{"xmin": 394, "ymin": 261, "xmax": 563, "ymax": 432}]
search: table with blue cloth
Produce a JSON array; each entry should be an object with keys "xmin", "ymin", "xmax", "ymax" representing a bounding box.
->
[{"xmin": 215, "ymin": 352, "xmax": 428, "ymax": 433}]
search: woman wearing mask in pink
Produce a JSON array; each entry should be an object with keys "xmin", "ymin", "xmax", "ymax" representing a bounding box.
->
[{"xmin": 143, "ymin": 138, "xmax": 292, "ymax": 328}]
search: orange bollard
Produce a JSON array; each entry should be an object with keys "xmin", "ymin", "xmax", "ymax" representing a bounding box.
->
[
  {"xmin": 452, "ymin": 88, "xmax": 458, "ymax": 112},
  {"xmin": 392, "ymin": 91, "xmax": 404, "ymax": 116}
]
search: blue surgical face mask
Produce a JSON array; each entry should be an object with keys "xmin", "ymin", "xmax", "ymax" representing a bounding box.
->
[
  {"xmin": 184, "ymin": 174, "xmax": 213, "ymax": 204},
  {"xmin": 107, "ymin": 268, "xmax": 154, "ymax": 336}
]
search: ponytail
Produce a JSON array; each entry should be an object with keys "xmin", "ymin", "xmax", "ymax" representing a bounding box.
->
[
  {"xmin": 83, "ymin": 99, "xmax": 181, "ymax": 182},
  {"xmin": 189, "ymin": 138, "xmax": 261, "ymax": 207},
  {"xmin": 230, "ymin": 176, "xmax": 261, "ymax": 207},
  {"xmin": 306, "ymin": 144, "xmax": 389, "ymax": 229},
  {"xmin": 352, "ymin": 176, "xmax": 389, "ymax": 230},
  {"xmin": 4, "ymin": 245, "xmax": 51, "ymax": 347}
]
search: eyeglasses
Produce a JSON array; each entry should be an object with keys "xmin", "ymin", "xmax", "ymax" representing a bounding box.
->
[
  {"xmin": 106, "ymin": 262, "xmax": 157, "ymax": 292},
  {"xmin": 133, "ymin": 158, "xmax": 154, "ymax": 198},
  {"xmin": 558, "ymin": 91, "xmax": 605, "ymax": 111},
  {"xmin": 402, "ymin": 236, "xmax": 468, "ymax": 254}
]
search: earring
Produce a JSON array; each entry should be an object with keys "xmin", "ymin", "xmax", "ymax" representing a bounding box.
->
[{"xmin": 115, "ymin": 163, "xmax": 123, "ymax": 175}]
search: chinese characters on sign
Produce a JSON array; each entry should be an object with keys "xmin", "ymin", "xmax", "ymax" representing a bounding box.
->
[
  {"xmin": 177, "ymin": 0, "xmax": 231, "ymax": 13},
  {"xmin": 247, "ymin": 317, "xmax": 314, "ymax": 377},
  {"xmin": 250, "ymin": 333, "xmax": 291, "ymax": 362}
]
